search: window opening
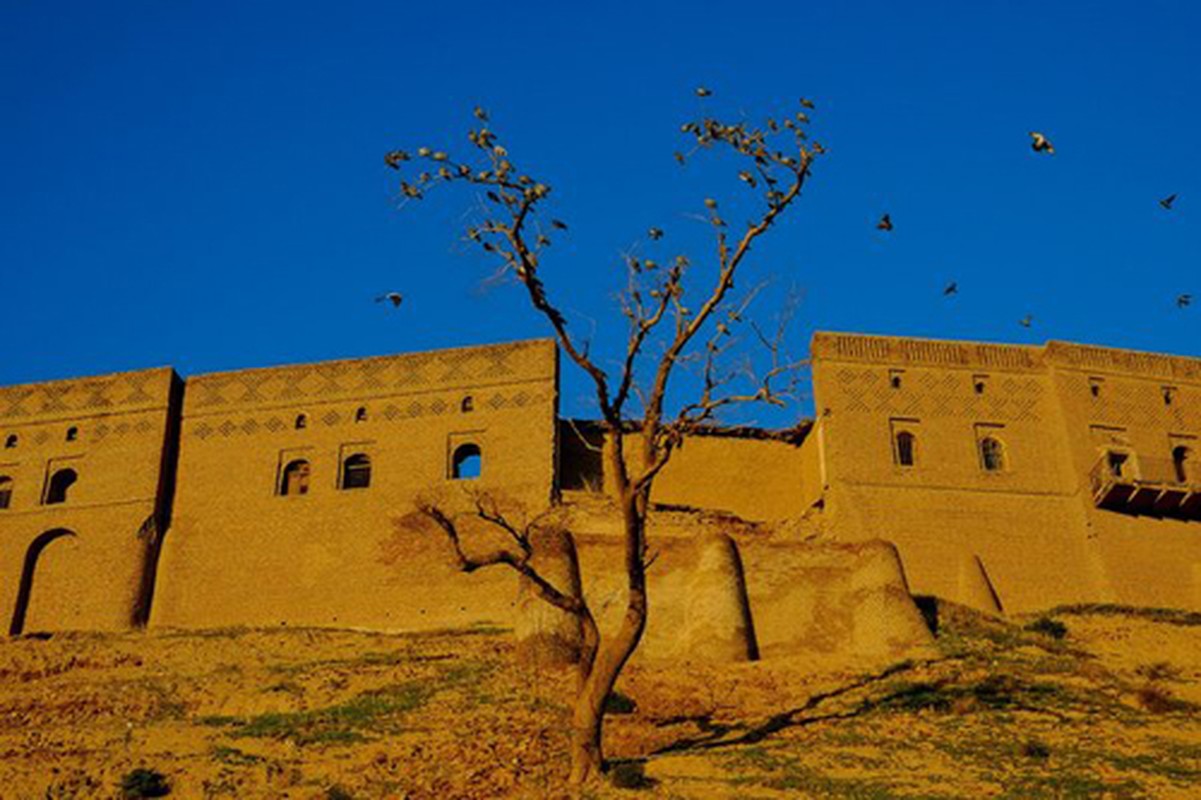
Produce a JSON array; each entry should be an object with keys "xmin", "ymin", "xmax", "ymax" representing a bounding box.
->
[
  {"xmin": 280, "ymin": 459, "xmax": 310, "ymax": 496},
  {"xmin": 295, "ymin": 414, "xmax": 307, "ymax": 430},
  {"xmin": 44, "ymin": 468, "xmax": 77, "ymax": 505},
  {"xmin": 354, "ymin": 407, "xmax": 367, "ymax": 423},
  {"xmin": 461, "ymin": 396, "xmax": 474, "ymax": 413},
  {"xmin": 66, "ymin": 427, "xmax": 78, "ymax": 442},
  {"xmin": 894, "ymin": 431, "xmax": 916, "ymax": 467},
  {"xmin": 1107, "ymin": 451, "xmax": 1128, "ymax": 478},
  {"xmin": 0, "ymin": 476, "xmax": 12, "ymax": 510},
  {"xmin": 4, "ymin": 435, "xmax": 16, "ymax": 449},
  {"xmin": 979, "ymin": 437, "xmax": 1005, "ymax": 472},
  {"xmin": 889, "ymin": 370, "xmax": 904, "ymax": 390},
  {"xmin": 452, "ymin": 443, "xmax": 482, "ymax": 479},
  {"xmin": 341, "ymin": 454, "xmax": 371, "ymax": 489},
  {"xmin": 1173, "ymin": 446, "xmax": 1192, "ymax": 484}
]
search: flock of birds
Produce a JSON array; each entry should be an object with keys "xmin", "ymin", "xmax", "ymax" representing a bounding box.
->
[
  {"xmin": 376, "ymin": 92, "xmax": 1194, "ymax": 327},
  {"xmin": 872, "ymin": 129, "xmax": 1192, "ymax": 325}
]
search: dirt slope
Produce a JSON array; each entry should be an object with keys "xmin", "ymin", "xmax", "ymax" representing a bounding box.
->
[{"xmin": 1, "ymin": 603, "xmax": 1199, "ymax": 798}]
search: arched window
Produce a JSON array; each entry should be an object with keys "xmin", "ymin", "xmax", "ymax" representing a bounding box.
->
[
  {"xmin": 4, "ymin": 434, "xmax": 17, "ymax": 449},
  {"xmin": 452, "ymin": 443, "xmax": 482, "ymax": 479},
  {"xmin": 894, "ymin": 431, "xmax": 916, "ymax": 467},
  {"xmin": 294, "ymin": 414, "xmax": 307, "ymax": 430},
  {"xmin": 979, "ymin": 437, "xmax": 1005, "ymax": 472},
  {"xmin": 280, "ymin": 459, "xmax": 310, "ymax": 496},
  {"xmin": 44, "ymin": 469, "xmax": 77, "ymax": 505},
  {"xmin": 354, "ymin": 407, "xmax": 368, "ymax": 423},
  {"xmin": 65, "ymin": 427, "xmax": 78, "ymax": 442},
  {"xmin": 461, "ymin": 396, "xmax": 474, "ymax": 413},
  {"xmin": 1173, "ymin": 446, "xmax": 1193, "ymax": 484},
  {"xmin": 341, "ymin": 454, "xmax": 371, "ymax": 490},
  {"xmin": 0, "ymin": 476, "xmax": 12, "ymax": 510}
]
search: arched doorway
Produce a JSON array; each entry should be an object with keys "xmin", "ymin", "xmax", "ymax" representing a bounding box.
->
[{"xmin": 9, "ymin": 528, "xmax": 77, "ymax": 636}]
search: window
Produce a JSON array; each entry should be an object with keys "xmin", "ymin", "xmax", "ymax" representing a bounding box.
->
[
  {"xmin": 1163, "ymin": 387, "xmax": 1176, "ymax": 406},
  {"xmin": 973, "ymin": 374, "xmax": 989, "ymax": 395},
  {"xmin": 295, "ymin": 414, "xmax": 307, "ymax": 430},
  {"xmin": 979, "ymin": 437, "xmax": 1005, "ymax": 472},
  {"xmin": 894, "ymin": 431, "xmax": 916, "ymax": 467},
  {"xmin": 341, "ymin": 454, "xmax": 371, "ymax": 489},
  {"xmin": 452, "ymin": 443, "xmax": 482, "ymax": 479},
  {"xmin": 461, "ymin": 396, "xmax": 474, "ymax": 413},
  {"xmin": 66, "ymin": 427, "xmax": 78, "ymax": 442},
  {"xmin": 1107, "ymin": 451, "xmax": 1128, "ymax": 478},
  {"xmin": 889, "ymin": 370, "xmax": 904, "ymax": 390},
  {"xmin": 280, "ymin": 459, "xmax": 311, "ymax": 496},
  {"xmin": 4, "ymin": 435, "xmax": 16, "ymax": 449},
  {"xmin": 1173, "ymin": 446, "xmax": 1193, "ymax": 483},
  {"xmin": 354, "ymin": 407, "xmax": 368, "ymax": 423},
  {"xmin": 1089, "ymin": 377, "xmax": 1103, "ymax": 398},
  {"xmin": 44, "ymin": 468, "xmax": 77, "ymax": 505},
  {"xmin": 0, "ymin": 476, "xmax": 12, "ymax": 510}
]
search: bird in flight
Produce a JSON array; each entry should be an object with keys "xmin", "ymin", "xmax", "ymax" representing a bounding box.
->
[
  {"xmin": 876, "ymin": 213, "xmax": 893, "ymax": 232},
  {"xmin": 1019, "ymin": 314, "xmax": 1034, "ymax": 328},
  {"xmin": 551, "ymin": 219, "xmax": 568, "ymax": 231},
  {"xmin": 696, "ymin": 87, "xmax": 712, "ymax": 98},
  {"xmin": 1029, "ymin": 132, "xmax": 1055, "ymax": 154},
  {"xmin": 648, "ymin": 227, "xmax": 664, "ymax": 240},
  {"xmin": 1178, "ymin": 294, "xmax": 1193, "ymax": 309},
  {"xmin": 375, "ymin": 292, "xmax": 404, "ymax": 308},
  {"xmin": 1160, "ymin": 194, "xmax": 1178, "ymax": 210},
  {"xmin": 943, "ymin": 282, "xmax": 958, "ymax": 296}
]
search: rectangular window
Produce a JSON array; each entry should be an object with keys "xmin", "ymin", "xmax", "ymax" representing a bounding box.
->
[
  {"xmin": 889, "ymin": 418, "xmax": 920, "ymax": 468},
  {"xmin": 889, "ymin": 369, "xmax": 905, "ymax": 390},
  {"xmin": 972, "ymin": 374, "xmax": 989, "ymax": 395},
  {"xmin": 276, "ymin": 448, "xmax": 314, "ymax": 497}
]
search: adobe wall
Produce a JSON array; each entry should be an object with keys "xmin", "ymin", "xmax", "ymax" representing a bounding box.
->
[
  {"xmin": 151, "ymin": 340, "xmax": 559, "ymax": 630},
  {"xmin": 811, "ymin": 332, "xmax": 1201, "ymax": 613},
  {"xmin": 0, "ymin": 368, "xmax": 179, "ymax": 633},
  {"xmin": 1045, "ymin": 343, "xmax": 1201, "ymax": 609},
  {"xmin": 559, "ymin": 423, "xmax": 812, "ymax": 522}
]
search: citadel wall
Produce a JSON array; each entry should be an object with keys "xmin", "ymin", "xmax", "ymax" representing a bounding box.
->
[
  {"xmin": 0, "ymin": 368, "xmax": 181, "ymax": 633},
  {"xmin": 151, "ymin": 339, "xmax": 559, "ymax": 631},
  {"xmin": 809, "ymin": 332, "xmax": 1201, "ymax": 613}
]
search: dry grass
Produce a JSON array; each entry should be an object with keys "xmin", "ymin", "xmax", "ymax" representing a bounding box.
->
[{"xmin": 1, "ymin": 604, "xmax": 1199, "ymax": 798}]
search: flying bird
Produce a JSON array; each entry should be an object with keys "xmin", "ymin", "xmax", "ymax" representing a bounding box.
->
[
  {"xmin": 1019, "ymin": 314, "xmax": 1034, "ymax": 328},
  {"xmin": 943, "ymin": 282, "xmax": 958, "ymax": 297},
  {"xmin": 876, "ymin": 213, "xmax": 893, "ymax": 232},
  {"xmin": 551, "ymin": 219, "xmax": 568, "ymax": 231},
  {"xmin": 1160, "ymin": 194, "xmax": 1178, "ymax": 210},
  {"xmin": 375, "ymin": 292, "xmax": 404, "ymax": 308},
  {"xmin": 1029, "ymin": 132, "xmax": 1055, "ymax": 154},
  {"xmin": 648, "ymin": 227, "xmax": 664, "ymax": 240},
  {"xmin": 1178, "ymin": 294, "xmax": 1193, "ymax": 308},
  {"xmin": 696, "ymin": 87, "xmax": 712, "ymax": 98}
]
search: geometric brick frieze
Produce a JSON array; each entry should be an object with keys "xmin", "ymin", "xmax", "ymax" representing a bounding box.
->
[
  {"xmin": 0, "ymin": 368, "xmax": 175, "ymax": 423},
  {"xmin": 188, "ymin": 388, "xmax": 553, "ymax": 439},
  {"xmin": 183, "ymin": 339, "xmax": 556, "ymax": 416}
]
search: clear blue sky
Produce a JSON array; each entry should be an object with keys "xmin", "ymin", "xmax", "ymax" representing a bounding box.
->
[{"xmin": 2, "ymin": 1, "xmax": 1197, "ymax": 422}]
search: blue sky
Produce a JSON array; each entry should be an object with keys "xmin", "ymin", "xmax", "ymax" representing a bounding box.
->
[{"xmin": 2, "ymin": 1, "xmax": 1197, "ymax": 422}]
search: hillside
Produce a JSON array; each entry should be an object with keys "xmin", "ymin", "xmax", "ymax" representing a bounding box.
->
[{"xmin": 1, "ymin": 603, "xmax": 1199, "ymax": 798}]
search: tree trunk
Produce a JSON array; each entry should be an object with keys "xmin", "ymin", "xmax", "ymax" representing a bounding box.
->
[{"xmin": 566, "ymin": 452, "xmax": 648, "ymax": 785}]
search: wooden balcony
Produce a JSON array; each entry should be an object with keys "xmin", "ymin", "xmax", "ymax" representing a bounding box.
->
[{"xmin": 1090, "ymin": 455, "xmax": 1201, "ymax": 520}]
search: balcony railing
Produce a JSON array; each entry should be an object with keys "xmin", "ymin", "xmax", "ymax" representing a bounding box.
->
[{"xmin": 1089, "ymin": 455, "xmax": 1201, "ymax": 519}]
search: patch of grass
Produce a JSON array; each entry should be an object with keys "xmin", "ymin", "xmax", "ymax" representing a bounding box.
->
[
  {"xmin": 201, "ymin": 682, "xmax": 430, "ymax": 746},
  {"xmin": 1024, "ymin": 616, "xmax": 1068, "ymax": 640},
  {"xmin": 210, "ymin": 745, "xmax": 263, "ymax": 766},
  {"xmin": 120, "ymin": 768, "xmax": 170, "ymax": 798},
  {"xmin": 1048, "ymin": 604, "xmax": 1201, "ymax": 627}
]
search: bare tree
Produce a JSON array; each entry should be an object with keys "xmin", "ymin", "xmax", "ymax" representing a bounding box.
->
[{"xmin": 387, "ymin": 95, "xmax": 820, "ymax": 784}]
